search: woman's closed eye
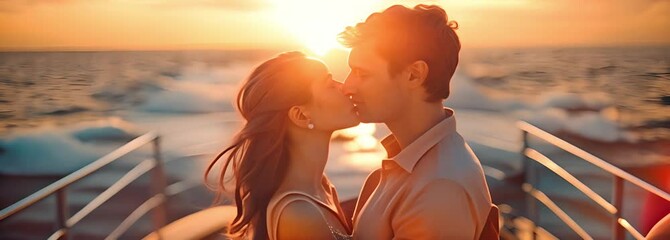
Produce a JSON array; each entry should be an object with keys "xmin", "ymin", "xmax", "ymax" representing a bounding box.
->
[
  {"xmin": 334, "ymin": 81, "xmax": 346, "ymax": 91},
  {"xmin": 328, "ymin": 80, "xmax": 342, "ymax": 88}
]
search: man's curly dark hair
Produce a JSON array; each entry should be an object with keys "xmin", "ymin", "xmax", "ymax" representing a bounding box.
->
[{"xmin": 339, "ymin": 4, "xmax": 461, "ymax": 102}]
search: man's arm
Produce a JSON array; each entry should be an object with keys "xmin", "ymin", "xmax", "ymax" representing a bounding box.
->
[{"xmin": 392, "ymin": 179, "xmax": 477, "ymax": 239}]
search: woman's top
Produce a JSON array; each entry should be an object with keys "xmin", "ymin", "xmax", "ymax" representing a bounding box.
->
[{"xmin": 266, "ymin": 176, "xmax": 352, "ymax": 240}]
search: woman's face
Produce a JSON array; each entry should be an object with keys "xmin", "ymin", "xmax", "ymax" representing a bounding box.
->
[{"xmin": 305, "ymin": 63, "xmax": 360, "ymax": 131}]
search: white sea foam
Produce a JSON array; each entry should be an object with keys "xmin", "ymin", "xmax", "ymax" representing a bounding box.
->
[
  {"xmin": 539, "ymin": 92, "xmax": 612, "ymax": 110},
  {"xmin": 70, "ymin": 117, "xmax": 142, "ymax": 142},
  {"xmin": 513, "ymin": 106, "xmax": 636, "ymax": 142},
  {"xmin": 444, "ymin": 71, "xmax": 633, "ymax": 142},
  {"xmin": 539, "ymin": 92, "xmax": 586, "ymax": 109},
  {"xmin": 137, "ymin": 88, "xmax": 233, "ymax": 113},
  {"xmin": 176, "ymin": 61, "xmax": 252, "ymax": 85},
  {"xmin": 513, "ymin": 108, "xmax": 568, "ymax": 133},
  {"xmin": 0, "ymin": 132, "xmax": 100, "ymax": 175},
  {"xmin": 564, "ymin": 112, "xmax": 637, "ymax": 142},
  {"xmin": 136, "ymin": 63, "xmax": 250, "ymax": 113},
  {"xmin": 444, "ymin": 72, "xmax": 500, "ymax": 111},
  {"xmin": 0, "ymin": 118, "xmax": 143, "ymax": 175}
]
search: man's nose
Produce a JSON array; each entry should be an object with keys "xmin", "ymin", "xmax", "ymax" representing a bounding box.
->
[{"xmin": 342, "ymin": 74, "xmax": 356, "ymax": 97}]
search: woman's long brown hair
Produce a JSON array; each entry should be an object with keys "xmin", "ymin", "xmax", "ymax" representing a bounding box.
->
[{"xmin": 205, "ymin": 52, "xmax": 322, "ymax": 239}]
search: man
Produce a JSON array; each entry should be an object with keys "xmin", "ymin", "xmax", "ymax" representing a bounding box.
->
[{"xmin": 339, "ymin": 4, "xmax": 497, "ymax": 239}]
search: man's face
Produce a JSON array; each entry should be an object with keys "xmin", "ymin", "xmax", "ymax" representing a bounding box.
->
[{"xmin": 343, "ymin": 41, "xmax": 407, "ymax": 123}]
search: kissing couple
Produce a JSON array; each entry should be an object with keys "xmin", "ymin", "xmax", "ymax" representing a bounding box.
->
[{"xmin": 206, "ymin": 4, "xmax": 498, "ymax": 240}]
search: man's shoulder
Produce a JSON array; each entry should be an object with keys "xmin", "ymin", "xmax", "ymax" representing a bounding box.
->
[
  {"xmin": 410, "ymin": 133, "xmax": 491, "ymax": 201},
  {"xmin": 416, "ymin": 178, "xmax": 468, "ymax": 197},
  {"xmin": 415, "ymin": 133, "xmax": 485, "ymax": 180}
]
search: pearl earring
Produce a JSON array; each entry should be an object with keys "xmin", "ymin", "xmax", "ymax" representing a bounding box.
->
[{"xmin": 307, "ymin": 120, "xmax": 315, "ymax": 129}]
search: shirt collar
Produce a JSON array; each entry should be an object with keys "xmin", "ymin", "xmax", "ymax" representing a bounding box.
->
[{"xmin": 380, "ymin": 108, "xmax": 457, "ymax": 173}]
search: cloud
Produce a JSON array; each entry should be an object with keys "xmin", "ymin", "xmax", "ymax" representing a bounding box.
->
[
  {"xmin": 0, "ymin": 0, "xmax": 269, "ymax": 13},
  {"xmin": 0, "ymin": 0, "xmax": 73, "ymax": 13},
  {"xmin": 146, "ymin": 0, "xmax": 269, "ymax": 12}
]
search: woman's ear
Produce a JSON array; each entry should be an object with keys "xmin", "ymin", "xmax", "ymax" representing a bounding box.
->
[
  {"xmin": 287, "ymin": 106, "xmax": 310, "ymax": 129},
  {"xmin": 407, "ymin": 60, "xmax": 429, "ymax": 88}
]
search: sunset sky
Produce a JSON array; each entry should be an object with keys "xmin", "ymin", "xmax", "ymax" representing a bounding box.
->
[{"xmin": 0, "ymin": 0, "xmax": 668, "ymax": 52}]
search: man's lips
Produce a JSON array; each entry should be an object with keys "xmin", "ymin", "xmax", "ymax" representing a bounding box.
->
[
  {"xmin": 349, "ymin": 96, "xmax": 363, "ymax": 113},
  {"xmin": 351, "ymin": 102, "xmax": 362, "ymax": 114},
  {"xmin": 348, "ymin": 95, "xmax": 362, "ymax": 105}
]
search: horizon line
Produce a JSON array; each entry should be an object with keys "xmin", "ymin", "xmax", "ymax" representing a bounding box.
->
[{"xmin": 1, "ymin": 42, "xmax": 669, "ymax": 53}]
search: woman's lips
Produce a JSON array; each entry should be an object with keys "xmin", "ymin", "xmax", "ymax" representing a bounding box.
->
[{"xmin": 349, "ymin": 96, "xmax": 362, "ymax": 105}]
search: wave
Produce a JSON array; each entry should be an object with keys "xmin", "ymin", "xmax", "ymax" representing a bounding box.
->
[
  {"xmin": 0, "ymin": 118, "xmax": 142, "ymax": 176},
  {"xmin": 88, "ymin": 70, "xmax": 244, "ymax": 115},
  {"xmin": 538, "ymin": 92, "xmax": 611, "ymax": 110},
  {"xmin": 0, "ymin": 132, "xmax": 100, "ymax": 176},
  {"xmin": 444, "ymin": 72, "xmax": 500, "ymax": 111},
  {"xmin": 137, "ymin": 88, "xmax": 234, "ymax": 113},
  {"xmin": 445, "ymin": 71, "xmax": 634, "ymax": 143},
  {"xmin": 39, "ymin": 106, "xmax": 90, "ymax": 116}
]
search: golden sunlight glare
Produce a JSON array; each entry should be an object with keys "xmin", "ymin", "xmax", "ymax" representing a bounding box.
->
[
  {"xmin": 337, "ymin": 123, "xmax": 377, "ymax": 139},
  {"xmin": 268, "ymin": 0, "xmax": 381, "ymax": 55},
  {"xmin": 339, "ymin": 123, "xmax": 380, "ymax": 152}
]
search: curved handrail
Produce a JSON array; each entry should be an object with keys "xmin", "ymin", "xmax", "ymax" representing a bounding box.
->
[
  {"xmin": 67, "ymin": 158, "xmax": 157, "ymax": 227},
  {"xmin": 525, "ymin": 148, "xmax": 617, "ymax": 214},
  {"xmin": 0, "ymin": 132, "xmax": 159, "ymax": 221},
  {"xmin": 0, "ymin": 131, "xmax": 168, "ymax": 240},
  {"xmin": 618, "ymin": 218, "xmax": 645, "ymax": 240},
  {"xmin": 106, "ymin": 194, "xmax": 166, "ymax": 240},
  {"xmin": 107, "ymin": 179, "xmax": 203, "ymax": 240},
  {"xmin": 517, "ymin": 121, "xmax": 670, "ymax": 202},
  {"xmin": 522, "ymin": 183, "xmax": 593, "ymax": 240},
  {"xmin": 517, "ymin": 121, "xmax": 669, "ymax": 240}
]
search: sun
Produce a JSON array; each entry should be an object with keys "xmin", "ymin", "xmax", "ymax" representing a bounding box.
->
[{"xmin": 268, "ymin": 0, "xmax": 381, "ymax": 56}]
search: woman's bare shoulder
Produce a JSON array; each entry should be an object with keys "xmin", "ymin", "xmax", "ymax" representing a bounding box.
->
[{"xmin": 276, "ymin": 200, "xmax": 334, "ymax": 240}]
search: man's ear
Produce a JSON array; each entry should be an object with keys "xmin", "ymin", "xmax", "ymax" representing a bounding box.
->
[
  {"xmin": 407, "ymin": 60, "xmax": 429, "ymax": 88},
  {"xmin": 287, "ymin": 106, "xmax": 310, "ymax": 129}
]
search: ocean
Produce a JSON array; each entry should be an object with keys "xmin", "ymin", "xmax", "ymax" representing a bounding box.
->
[
  {"xmin": 460, "ymin": 46, "xmax": 670, "ymax": 141},
  {"xmin": 1, "ymin": 46, "xmax": 668, "ymax": 140},
  {"xmin": 0, "ymin": 46, "xmax": 668, "ymax": 238}
]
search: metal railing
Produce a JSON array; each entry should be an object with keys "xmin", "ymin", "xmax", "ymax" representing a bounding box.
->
[
  {"xmin": 518, "ymin": 121, "xmax": 670, "ymax": 240},
  {"xmin": 3, "ymin": 120, "xmax": 667, "ymax": 239},
  {"xmin": 0, "ymin": 132, "xmax": 194, "ymax": 239}
]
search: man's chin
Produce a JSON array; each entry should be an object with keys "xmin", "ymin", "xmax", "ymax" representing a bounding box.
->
[{"xmin": 356, "ymin": 112, "xmax": 380, "ymax": 124}]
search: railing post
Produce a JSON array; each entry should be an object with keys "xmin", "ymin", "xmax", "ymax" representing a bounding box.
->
[
  {"xmin": 612, "ymin": 176, "xmax": 624, "ymax": 240},
  {"xmin": 55, "ymin": 189, "xmax": 69, "ymax": 240},
  {"xmin": 151, "ymin": 135, "xmax": 168, "ymax": 238},
  {"xmin": 521, "ymin": 130, "xmax": 537, "ymax": 239}
]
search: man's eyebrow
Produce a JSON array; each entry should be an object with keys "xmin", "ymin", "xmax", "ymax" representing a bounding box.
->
[{"xmin": 349, "ymin": 65, "xmax": 370, "ymax": 73}]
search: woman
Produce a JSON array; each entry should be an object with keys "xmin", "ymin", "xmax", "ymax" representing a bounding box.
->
[{"xmin": 205, "ymin": 51, "xmax": 358, "ymax": 240}]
